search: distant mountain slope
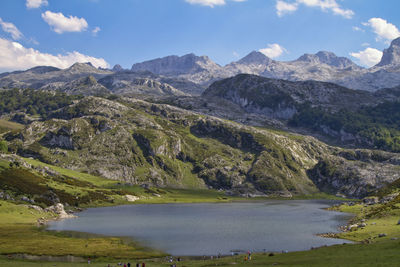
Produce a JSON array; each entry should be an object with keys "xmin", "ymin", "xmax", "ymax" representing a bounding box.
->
[
  {"xmin": 40, "ymin": 75, "xmax": 110, "ymax": 96},
  {"xmin": 1, "ymin": 38, "xmax": 400, "ymax": 95},
  {"xmin": 203, "ymin": 74, "xmax": 375, "ymax": 119},
  {"xmin": 129, "ymin": 38, "xmax": 400, "ymax": 92},
  {"xmin": 0, "ymin": 63, "xmax": 112, "ymax": 89},
  {"xmin": 201, "ymin": 73, "xmax": 400, "ymax": 152}
]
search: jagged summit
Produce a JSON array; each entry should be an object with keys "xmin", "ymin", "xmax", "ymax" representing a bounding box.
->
[
  {"xmin": 67, "ymin": 62, "xmax": 97, "ymax": 72},
  {"xmin": 237, "ymin": 51, "xmax": 272, "ymax": 65},
  {"xmin": 112, "ymin": 64, "xmax": 124, "ymax": 72},
  {"xmin": 376, "ymin": 37, "xmax": 400, "ymax": 67},
  {"xmin": 297, "ymin": 51, "xmax": 359, "ymax": 69}
]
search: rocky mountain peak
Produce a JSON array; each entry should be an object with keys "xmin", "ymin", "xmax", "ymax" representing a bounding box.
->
[
  {"xmin": 67, "ymin": 62, "xmax": 98, "ymax": 72},
  {"xmin": 297, "ymin": 51, "xmax": 358, "ymax": 69},
  {"xmin": 131, "ymin": 53, "xmax": 220, "ymax": 75},
  {"xmin": 237, "ymin": 51, "xmax": 272, "ymax": 65},
  {"xmin": 376, "ymin": 37, "xmax": 400, "ymax": 67},
  {"xmin": 112, "ymin": 64, "xmax": 124, "ymax": 72}
]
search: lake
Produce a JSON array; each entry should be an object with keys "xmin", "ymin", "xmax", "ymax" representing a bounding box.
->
[{"xmin": 47, "ymin": 200, "xmax": 352, "ymax": 256}]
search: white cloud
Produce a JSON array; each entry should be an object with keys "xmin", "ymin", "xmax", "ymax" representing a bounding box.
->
[
  {"xmin": 0, "ymin": 18, "xmax": 23, "ymax": 40},
  {"xmin": 276, "ymin": 0, "xmax": 354, "ymax": 19},
  {"xmin": 26, "ymin": 0, "xmax": 48, "ymax": 9},
  {"xmin": 41, "ymin": 11, "xmax": 88, "ymax": 34},
  {"xmin": 0, "ymin": 38, "xmax": 108, "ymax": 72},
  {"xmin": 276, "ymin": 0, "xmax": 298, "ymax": 17},
  {"xmin": 350, "ymin": 47, "xmax": 383, "ymax": 67},
  {"xmin": 233, "ymin": 51, "xmax": 240, "ymax": 58},
  {"xmin": 352, "ymin": 26, "xmax": 364, "ymax": 32},
  {"xmin": 259, "ymin": 43, "xmax": 286, "ymax": 58},
  {"xmin": 185, "ymin": 0, "xmax": 246, "ymax": 7},
  {"xmin": 92, "ymin": 26, "xmax": 101, "ymax": 36},
  {"xmin": 185, "ymin": 0, "xmax": 226, "ymax": 7},
  {"xmin": 364, "ymin": 18, "xmax": 400, "ymax": 43}
]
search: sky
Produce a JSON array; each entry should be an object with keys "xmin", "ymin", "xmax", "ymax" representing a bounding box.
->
[{"xmin": 0, "ymin": 0, "xmax": 399, "ymax": 72}]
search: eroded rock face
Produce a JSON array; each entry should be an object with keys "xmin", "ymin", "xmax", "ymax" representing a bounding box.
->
[
  {"xmin": 308, "ymin": 152, "xmax": 400, "ymax": 198},
  {"xmin": 377, "ymin": 38, "xmax": 400, "ymax": 67},
  {"xmin": 40, "ymin": 131, "xmax": 74, "ymax": 150}
]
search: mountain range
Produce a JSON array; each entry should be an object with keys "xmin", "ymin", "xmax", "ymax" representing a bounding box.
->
[
  {"xmin": 130, "ymin": 37, "xmax": 400, "ymax": 92},
  {"xmin": 1, "ymin": 37, "xmax": 400, "ymax": 96}
]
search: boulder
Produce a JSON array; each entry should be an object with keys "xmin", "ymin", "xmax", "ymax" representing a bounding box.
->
[
  {"xmin": 363, "ymin": 197, "xmax": 379, "ymax": 205},
  {"xmin": 348, "ymin": 224, "xmax": 358, "ymax": 231},
  {"xmin": 125, "ymin": 195, "xmax": 139, "ymax": 202},
  {"xmin": 359, "ymin": 223, "xmax": 367, "ymax": 228},
  {"xmin": 21, "ymin": 196, "xmax": 34, "ymax": 203},
  {"xmin": 45, "ymin": 203, "xmax": 76, "ymax": 219}
]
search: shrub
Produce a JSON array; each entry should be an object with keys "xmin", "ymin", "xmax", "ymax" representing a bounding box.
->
[{"xmin": 0, "ymin": 140, "xmax": 7, "ymax": 153}]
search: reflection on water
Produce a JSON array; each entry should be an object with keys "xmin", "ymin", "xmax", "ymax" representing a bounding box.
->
[{"xmin": 48, "ymin": 200, "xmax": 352, "ymax": 256}]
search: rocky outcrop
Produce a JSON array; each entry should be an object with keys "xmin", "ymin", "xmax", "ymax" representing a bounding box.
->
[
  {"xmin": 98, "ymin": 73, "xmax": 187, "ymax": 96},
  {"xmin": 308, "ymin": 153, "xmax": 400, "ymax": 198},
  {"xmin": 45, "ymin": 203, "xmax": 76, "ymax": 219}
]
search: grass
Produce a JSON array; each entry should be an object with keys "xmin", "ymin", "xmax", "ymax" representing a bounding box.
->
[
  {"xmin": 1, "ymin": 156, "xmax": 399, "ymax": 266},
  {"xmin": 23, "ymin": 157, "xmax": 117, "ymax": 187},
  {"xmin": 0, "ymin": 119, "xmax": 24, "ymax": 134},
  {"xmin": 336, "ymin": 202, "xmax": 400, "ymax": 242},
  {"xmin": 0, "ymin": 201, "xmax": 165, "ymax": 260},
  {"xmin": 110, "ymin": 185, "xmax": 239, "ymax": 204},
  {"xmin": 0, "ymin": 240, "xmax": 400, "ymax": 266}
]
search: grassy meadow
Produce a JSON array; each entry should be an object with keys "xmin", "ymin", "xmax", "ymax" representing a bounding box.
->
[{"xmin": 0, "ymin": 156, "xmax": 399, "ymax": 266}]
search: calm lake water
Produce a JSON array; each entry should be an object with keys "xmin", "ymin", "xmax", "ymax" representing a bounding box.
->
[{"xmin": 47, "ymin": 200, "xmax": 352, "ymax": 256}]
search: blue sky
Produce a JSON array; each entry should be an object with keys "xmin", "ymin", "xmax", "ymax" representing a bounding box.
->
[{"xmin": 0, "ymin": 0, "xmax": 399, "ymax": 72}]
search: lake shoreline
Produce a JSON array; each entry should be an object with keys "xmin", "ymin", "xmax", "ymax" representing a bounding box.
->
[{"xmin": 46, "ymin": 199, "xmax": 354, "ymax": 257}]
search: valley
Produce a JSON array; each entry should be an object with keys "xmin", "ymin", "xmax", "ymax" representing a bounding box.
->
[{"xmin": 0, "ymin": 28, "xmax": 399, "ymax": 267}]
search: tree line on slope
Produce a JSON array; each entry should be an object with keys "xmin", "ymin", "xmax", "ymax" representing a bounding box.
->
[
  {"xmin": 0, "ymin": 89, "xmax": 83, "ymax": 119},
  {"xmin": 289, "ymin": 101, "xmax": 400, "ymax": 152}
]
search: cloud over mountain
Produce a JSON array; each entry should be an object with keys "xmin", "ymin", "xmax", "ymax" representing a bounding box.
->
[
  {"xmin": 0, "ymin": 38, "xmax": 108, "ymax": 71},
  {"xmin": 350, "ymin": 47, "xmax": 383, "ymax": 67},
  {"xmin": 259, "ymin": 44, "xmax": 286, "ymax": 58}
]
